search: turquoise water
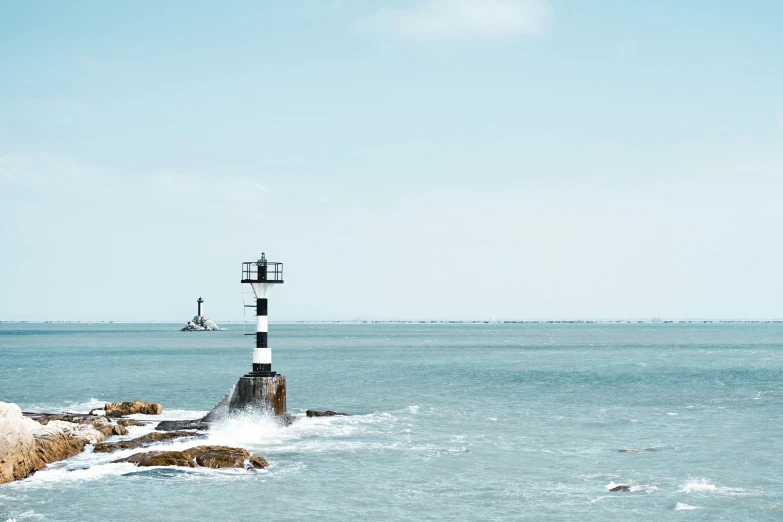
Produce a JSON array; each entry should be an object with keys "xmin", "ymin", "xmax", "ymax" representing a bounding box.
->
[{"xmin": 1, "ymin": 323, "xmax": 782, "ymax": 520}]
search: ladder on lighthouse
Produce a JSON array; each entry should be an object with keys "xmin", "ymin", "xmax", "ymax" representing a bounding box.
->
[{"xmin": 241, "ymin": 287, "xmax": 257, "ymax": 337}]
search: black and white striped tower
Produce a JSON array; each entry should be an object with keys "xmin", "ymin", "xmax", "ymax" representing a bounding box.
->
[
  {"xmin": 241, "ymin": 253, "xmax": 284, "ymax": 377},
  {"xmin": 202, "ymin": 253, "xmax": 287, "ymax": 419}
]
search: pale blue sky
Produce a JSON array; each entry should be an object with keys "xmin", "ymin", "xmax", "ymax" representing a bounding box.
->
[{"xmin": 1, "ymin": 0, "xmax": 783, "ymax": 321}]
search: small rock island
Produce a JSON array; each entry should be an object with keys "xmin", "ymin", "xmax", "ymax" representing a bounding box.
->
[{"xmin": 181, "ymin": 297, "xmax": 222, "ymax": 331}]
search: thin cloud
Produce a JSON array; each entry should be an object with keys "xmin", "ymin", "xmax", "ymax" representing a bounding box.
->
[{"xmin": 360, "ymin": 0, "xmax": 552, "ymax": 42}]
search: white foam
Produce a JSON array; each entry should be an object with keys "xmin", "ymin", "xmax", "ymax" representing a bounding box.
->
[
  {"xmin": 62, "ymin": 398, "xmax": 106, "ymax": 413},
  {"xmin": 2, "ymin": 511, "xmax": 43, "ymax": 520},
  {"xmin": 128, "ymin": 409, "xmax": 208, "ymax": 422},
  {"xmin": 21, "ymin": 398, "xmax": 108, "ymax": 414},
  {"xmin": 675, "ymin": 502, "xmax": 702, "ymax": 510},
  {"xmin": 679, "ymin": 478, "xmax": 746, "ymax": 495},
  {"xmin": 24, "ymin": 462, "xmax": 135, "ymax": 484}
]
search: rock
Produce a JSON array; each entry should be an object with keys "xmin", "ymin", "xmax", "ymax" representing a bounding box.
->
[
  {"xmin": 278, "ymin": 414, "xmax": 297, "ymax": 426},
  {"xmin": 155, "ymin": 419, "xmax": 209, "ymax": 432},
  {"xmin": 181, "ymin": 316, "xmax": 221, "ymax": 332},
  {"xmin": 104, "ymin": 401, "xmax": 163, "ymax": 417},
  {"xmin": 93, "ymin": 431, "xmax": 205, "ymax": 453},
  {"xmin": 115, "ymin": 446, "xmax": 267, "ymax": 470},
  {"xmin": 305, "ymin": 410, "xmax": 347, "ymax": 417},
  {"xmin": 115, "ymin": 450, "xmax": 197, "ymax": 468},
  {"xmin": 186, "ymin": 445, "xmax": 268, "ymax": 470},
  {"xmin": 202, "ymin": 385, "xmax": 235, "ymax": 422},
  {"xmin": 610, "ymin": 485, "xmax": 631, "ymax": 492},
  {"xmin": 26, "ymin": 419, "xmax": 106, "ymax": 465},
  {"xmin": 23, "ymin": 412, "xmax": 127, "ymax": 438},
  {"xmin": 88, "ymin": 409, "xmax": 105, "ymax": 416},
  {"xmin": 117, "ymin": 419, "xmax": 147, "ymax": 427},
  {"xmin": 0, "ymin": 402, "xmax": 44, "ymax": 484}
]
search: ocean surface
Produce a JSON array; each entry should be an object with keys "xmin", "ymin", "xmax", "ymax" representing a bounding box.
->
[{"xmin": 1, "ymin": 322, "xmax": 782, "ymax": 521}]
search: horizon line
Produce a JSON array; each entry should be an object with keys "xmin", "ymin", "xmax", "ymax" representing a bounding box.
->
[{"xmin": 3, "ymin": 319, "xmax": 783, "ymax": 325}]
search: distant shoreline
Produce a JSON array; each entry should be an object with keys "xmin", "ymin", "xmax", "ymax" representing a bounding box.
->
[{"xmin": 0, "ymin": 319, "xmax": 783, "ymax": 325}]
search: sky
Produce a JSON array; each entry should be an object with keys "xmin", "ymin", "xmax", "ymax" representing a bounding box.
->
[{"xmin": 1, "ymin": 0, "xmax": 783, "ymax": 321}]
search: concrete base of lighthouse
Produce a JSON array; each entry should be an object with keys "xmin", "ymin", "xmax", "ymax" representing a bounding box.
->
[{"xmin": 227, "ymin": 375, "xmax": 286, "ymax": 416}]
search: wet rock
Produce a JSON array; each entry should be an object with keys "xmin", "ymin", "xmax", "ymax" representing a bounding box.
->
[
  {"xmin": 115, "ymin": 450, "xmax": 197, "ymax": 468},
  {"xmin": 182, "ymin": 316, "xmax": 221, "ymax": 331},
  {"xmin": 117, "ymin": 419, "xmax": 147, "ymax": 427},
  {"xmin": 104, "ymin": 401, "xmax": 163, "ymax": 417},
  {"xmin": 306, "ymin": 410, "xmax": 347, "ymax": 417},
  {"xmin": 116, "ymin": 446, "xmax": 267, "ymax": 470},
  {"xmin": 186, "ymin": 445, "xmax": 269, "ymax": 470},
  {"xmin": 26, "ymin": 419, "xmax": 106, "ymax": 465},
  {"xmin": 111, "ymin": 424, "xmax": 129, "ymax": 436},
  {"xmin": 619, "ymin": 447, "xmax": 657, "ymax": 453},
  {"xmin": 0, "ymin": 402, "xmax": 44, "ymax": 484},
  {"xmin": 278, "ymin": 414, "xmax": 297, "ymax": 426},
  {"xmin": 155, "ymin": 419, "xmax": 209, "ymax": 432},
  {"xmin": 94, "ymin": 431, "xmax": 205, "ymax": 453},
  {"xmin": 23, "ymin": 412, "xmax": 127, "ymax": 438},
  {"xmin": 610, "ymin": 485, "xmax": 631, "ymax": 492}
]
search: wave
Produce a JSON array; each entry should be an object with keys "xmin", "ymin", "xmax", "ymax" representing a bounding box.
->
[
  {"xmin": 675, "ymin": 502, "xmax": 702, "ymax": 510},
  {"xmin": 679, "ymin": 478, "xmax": 747, "ymax": 495},
  {"xmin": 19, "ymin": 398, "xmax": 108, "ymax": 414}
]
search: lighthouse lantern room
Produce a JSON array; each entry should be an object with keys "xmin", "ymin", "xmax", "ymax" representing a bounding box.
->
[{"xmin": 241, "ymin": 253, "xmax": 284, "ymax": 377}]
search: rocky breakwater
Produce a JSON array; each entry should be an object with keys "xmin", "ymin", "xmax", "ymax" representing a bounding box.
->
[
  {"xmin": 1, "ymin": 403, "xmax": 133, "ymax": 484},
  {"xmin": 181, "ymin": 316, "xmax": 221, "ymax": 331}
]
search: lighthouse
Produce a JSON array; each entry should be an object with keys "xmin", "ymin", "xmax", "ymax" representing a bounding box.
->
[
  {"xmin": 196, "ymin": 297, "xmax": 204, "ymax": 320},
  {"xmin": 242, "ymin": 253, "xmax": 283, "ymax": 377},
  {"xmin": 201, "ymin": 253, "xmax": 287, "ymax": 419},
  {"xmin": 200, "ymin": 253, "xmax": 287, "ymax": 419}
]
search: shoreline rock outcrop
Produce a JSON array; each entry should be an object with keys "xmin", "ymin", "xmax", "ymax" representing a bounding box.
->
[
  {"xmin": 2, "ymin": 400, "xmax": 274, "ymax": 483},
  {"xmin": 0, "ymin": 403, "xmax": 43, "ymax": 484},
  {"xmin": 24, "ymin": 413, "xmax": 128, "ymax": 438},
  {"xmin": 101, "ymin": 401, "xmax": 162, "ymax": 417},
  {"xmin": 2, "ymin": 401, "xmax": 165, "ymax": 484},
  {"xmin": 118, "ymin": 450, "xmax": 196, "ymax": 468},
  {"xmin": 25, "ymin": 419, "xmax": 105, "ymax": 465},
  {"xmin": 114, "ymin": 445, "xmax": 268, "ymax": 470}
]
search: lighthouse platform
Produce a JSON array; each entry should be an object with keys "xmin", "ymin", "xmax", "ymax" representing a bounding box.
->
[
  {"xmin": 229, "ymin": 375, "xmax": 286, "ymax": 415},
  {"xmin": 202, "ymin": 375, "xmax": 286, "ymax": 420}
]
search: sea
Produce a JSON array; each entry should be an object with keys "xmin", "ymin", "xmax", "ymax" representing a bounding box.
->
[{"xmin": 1, "ymin": 322, "xmax": 782, "ymax": 521}]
